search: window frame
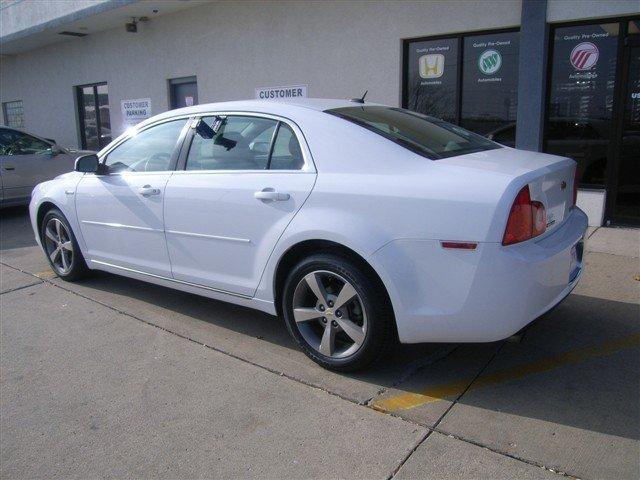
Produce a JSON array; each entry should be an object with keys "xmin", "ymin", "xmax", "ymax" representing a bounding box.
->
[
  {"xmin": 401, "ymin": 27, "xmax": 520, "ymax": 126},
  {"xmin": 168, "ymin": 76, "xmax": 198, "ymax": 110},
  {"xmin": 2, "ymin": 100, "xmax": 25, "ymax": 129},
  {"xmin": 175, "ymin": 111, "xmax": 315, "ymax": 174}
]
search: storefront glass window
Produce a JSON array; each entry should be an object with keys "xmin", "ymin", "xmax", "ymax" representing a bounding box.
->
[
  {"xmin": 545, "ymin": 23, "xmax": 619, "ymax": 187},
  {"xmin": 461, "ymin": 31, "xmax": 519, "ymax": 136},
  {"xmin": 406, "ymin": 38, "xmax": 459, "ymax": 123},
  {"xmin": 405, "ymin": 30, "xmax": 519, "ymax": 139}
]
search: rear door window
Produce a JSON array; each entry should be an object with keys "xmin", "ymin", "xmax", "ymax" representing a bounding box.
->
[
  {"xmin": 186, "ymin": 116, "xmax": 306, "ymax": 171},
  {"xmin": 269, "ymin": 124, "xmax": 304, "ymax": 170},
  {"xmin": 186, "ymin": 116, "xmax": 277, "ymax": 170}
]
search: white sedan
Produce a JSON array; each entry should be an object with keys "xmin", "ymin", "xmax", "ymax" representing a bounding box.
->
[{"xmin": 29, "ymin": 99, "xmax": 588, "ymax": 371}]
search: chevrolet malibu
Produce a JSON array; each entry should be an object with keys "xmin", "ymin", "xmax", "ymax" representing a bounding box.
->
[{"xmin": 29, "ymin": 99, "xmax": 588, "ymax": 371}]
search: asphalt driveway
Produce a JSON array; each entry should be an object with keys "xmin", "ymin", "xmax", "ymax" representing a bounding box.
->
[{"xmin": 1, "ymin": 206, "xmax": 638, "ymax": 479}]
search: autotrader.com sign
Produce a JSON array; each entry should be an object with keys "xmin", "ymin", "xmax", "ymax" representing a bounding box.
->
[{"xmin": 255, "ymin": 85, "xmax": 308, "ymax": 100}]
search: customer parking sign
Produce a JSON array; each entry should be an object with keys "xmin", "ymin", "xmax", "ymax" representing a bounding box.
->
[{"xmin": 121, "ymin": 98, "xmax": 151, "ymax": 126}]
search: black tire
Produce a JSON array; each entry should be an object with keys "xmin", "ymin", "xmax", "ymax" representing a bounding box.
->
[
  {"xmin": 40, "ymin": 208, "xmax": 89, "ymax": 281},
  {"xmin": 282, "ymin": 253, "xmax": 395, "ymax": 372}
]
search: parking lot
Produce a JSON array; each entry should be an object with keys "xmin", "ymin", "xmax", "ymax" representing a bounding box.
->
[{"xmin": 1, "ymin": 205, "xmax": 638, "ymax": 479}]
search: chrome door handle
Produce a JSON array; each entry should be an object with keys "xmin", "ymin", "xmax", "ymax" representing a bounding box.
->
[
  {"xmin": 138, "ymin": 185, "xmax": 161, "ymax": 196},
  {"xmin": 3, "ymin": 165, "xmax": 15, "ymax": 171},
  {"xmin": 254, "ymin": 188, "xmax": 290, "ymax": 202}
]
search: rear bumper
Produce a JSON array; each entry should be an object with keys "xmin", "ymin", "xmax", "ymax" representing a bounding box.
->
[{"xmin": 373, "ymin": 207, "xmax": 588, "ymax": 343}]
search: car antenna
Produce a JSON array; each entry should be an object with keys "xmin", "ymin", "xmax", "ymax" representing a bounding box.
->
[{"xmin": 350, "ymin": 90, "xmax": 368, "ymax": 104}]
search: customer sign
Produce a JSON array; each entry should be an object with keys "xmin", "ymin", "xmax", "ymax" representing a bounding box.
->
[
  {"xmin": 255, "ymin": 85, "xmax": 308, "ymax": 100},
  {"xmin": 121, "ymin": 98, "xmax": 152, "ymax": 126}
]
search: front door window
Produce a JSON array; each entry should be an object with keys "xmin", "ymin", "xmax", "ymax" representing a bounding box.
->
[{"xmin": 105, "ymin": 119, "xmax": 187, "ymax": 173}]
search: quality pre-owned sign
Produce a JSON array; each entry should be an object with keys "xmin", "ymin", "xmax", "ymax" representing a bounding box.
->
[
  {"xmin": 407, "ymin": 37, "xmax": 459, "ymax": 123},
  {"xmin": 256, "ymin": 85, "xmax": 308, "ymax": 100},
  {"xmin": 121, "ymin": 98, "xmax": 151, "ymax": 125}
]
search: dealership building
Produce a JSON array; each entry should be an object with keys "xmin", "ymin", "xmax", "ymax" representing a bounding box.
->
[{"xmin": 1, "ymin": 0, "xmax": 638, "ymax": 226}]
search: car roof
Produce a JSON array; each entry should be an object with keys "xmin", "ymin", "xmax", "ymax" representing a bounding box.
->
[{"xmin": 141, "ymin": 98, "xmax": 384, "ymax": 127}]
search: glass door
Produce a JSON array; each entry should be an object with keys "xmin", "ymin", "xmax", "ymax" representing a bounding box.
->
[
  {"xmin": 77, "ymin": 83, "xmax": 112, "ymax": 150},
  {"xmin": 608, "ymin": 21, "xmax": 640, "ymax": 226}
]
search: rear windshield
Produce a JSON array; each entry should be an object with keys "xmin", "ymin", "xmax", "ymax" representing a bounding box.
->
[{"xmin": 326, "ymin": 106, "xmax": 501, "ymax": 159}]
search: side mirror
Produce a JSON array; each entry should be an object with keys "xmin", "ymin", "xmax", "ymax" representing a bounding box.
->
[{"xmin": 75, "ymin": 154, "xmax": 105, "ymax": 174}]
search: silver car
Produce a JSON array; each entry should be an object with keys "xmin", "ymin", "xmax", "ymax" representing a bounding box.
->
[{"xmin": 0, "ymin": 127, "xmax": 93, "ymax": 207}]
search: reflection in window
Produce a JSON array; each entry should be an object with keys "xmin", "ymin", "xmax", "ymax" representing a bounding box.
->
[
  {"xmin": 613, "ymin": 21, "xmax": 640, "ymax": 223},
  {"xmin": 545, "ymin": 23, "xmax": 619, "ymax": 187},
  {"xmin": 77, "ymin": 83, "xmax": 112, "ymax": 150},
  {"xmin": 105, "ymin": 119, "xmax": 187, "ymax": 172},
  {"xmin": 97, "ymin": 84, "xmax": 112, "ymax": 145},
  {"xmin": 406, "ymin": 38, "xmax": 459, "ymax": 123},
  {"xmin": 269, "ymin": 124, "xmax": 304, "ymax": 170},
  {"xmin": 0, "ymin": 128, "xmax": 51, "ymax": 156},
  {"xmin": 186, "ymin": 116, "xmax": 277, "ymax": 170},
  {"xmin": 328, "ymin": 106, "xmax": 500, "ymax": 159},
  {"xmin": 461, "ymin": 31, "xmax": 519, "ymax": 136},
  {"xmin": 405, "ymin": 32, "xmax": 520, "ymax": 139}
]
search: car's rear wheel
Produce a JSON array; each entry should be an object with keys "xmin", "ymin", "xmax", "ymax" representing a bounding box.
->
[
  {"xmin": 282, "ymin": 253, "xmax": 394, "ymax": 371},
  {"xmin": 41, "ymin": 209, "xmax": 88, "ymax": 281}
]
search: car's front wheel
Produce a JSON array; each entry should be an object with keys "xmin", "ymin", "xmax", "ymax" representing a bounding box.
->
[
  {"xmin": 282, "ymin": 253, "xmax": 394, "ymax": 371},
  {"xmin": 41, "ymin": 208, "xmax": 88, "ymax": 281}
]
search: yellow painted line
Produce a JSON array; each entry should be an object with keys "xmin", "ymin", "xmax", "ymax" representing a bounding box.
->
[
  {"xmin": 35, "ymin": 269, "xmax": 57, "ymax": 279},
  {"xmin": 372, "ymin": 333, "xmax": 640, "ymax": 413}
]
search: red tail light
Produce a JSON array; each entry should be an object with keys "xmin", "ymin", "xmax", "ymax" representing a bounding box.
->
[{"xmin": 502, "ymin": 185, "xmax": 546, "ymax": 246}]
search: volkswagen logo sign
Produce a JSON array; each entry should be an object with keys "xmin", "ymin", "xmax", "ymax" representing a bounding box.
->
[{"xmin": 478, "ymin": 49, "xmax": 502, "ymax": 75}]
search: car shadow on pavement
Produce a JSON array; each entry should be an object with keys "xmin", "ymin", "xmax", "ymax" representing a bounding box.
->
[
  {"xmin": 70, "ymin": 269, "xmax": 447, "ymax": 365},
  {"xmin": 76, "ymin": 271, "xmax": 640, "ymax": 440},
  {"xmin": 375, "ymin": 293, "xmax": 640, "ymax": 441},
  {"xmin": 57, "ymin": 266, "xmax": 457, "ymax": 405},
  {"xmin": 0, "ymin": 206, "xmax": 37, "ymax": 250}
]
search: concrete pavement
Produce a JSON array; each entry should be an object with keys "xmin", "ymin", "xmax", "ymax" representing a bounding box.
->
[{"xmin": 1, "ymin": 206, "xmax": 639, "ymax": 479}]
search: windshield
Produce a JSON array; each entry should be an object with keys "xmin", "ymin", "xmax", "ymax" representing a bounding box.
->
[{"xmin": 325, "ymin": 106, "xmax": 501, "ymax": 159}]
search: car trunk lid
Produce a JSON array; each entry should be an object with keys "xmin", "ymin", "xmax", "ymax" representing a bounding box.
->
[{"xmin": 437, "ymin": 147, "xmax": 576, "ymax": 234}]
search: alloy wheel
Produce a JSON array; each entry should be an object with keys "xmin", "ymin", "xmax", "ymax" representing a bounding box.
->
[
  {"xmin": 44, "ymin": 218, "xmax": 74, "ymax": 275},
  {"xmin": 292, "ymin": 270, "xmax": 367, "ymax": 358}
]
